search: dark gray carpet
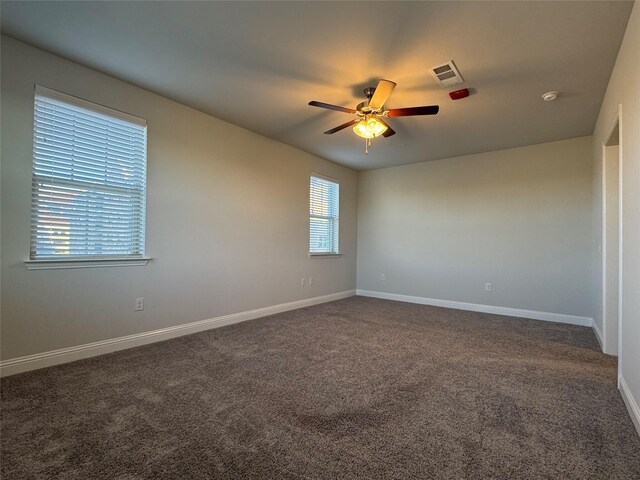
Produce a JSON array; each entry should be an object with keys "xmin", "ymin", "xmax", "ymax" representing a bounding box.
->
[{"xmin": 2, "ymin": 296, "xmax": 639, "ymax": 479}]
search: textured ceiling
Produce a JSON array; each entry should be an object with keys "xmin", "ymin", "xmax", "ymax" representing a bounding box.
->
[{"xmin": 0, "ymin": 1, "xmax": 633, "ymax": 170}]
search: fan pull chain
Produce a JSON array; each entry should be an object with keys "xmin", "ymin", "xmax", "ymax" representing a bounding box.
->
[{"xmin": 365, "ymin": 137, "xmax": 373, "ymax": 155}]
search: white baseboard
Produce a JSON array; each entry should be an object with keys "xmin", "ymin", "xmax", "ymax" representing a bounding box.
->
[
  {"xmin": 0, "ymin": 290, "xmax": 356, "ymax": 377},
  {"xmin": 619, "ymin": 376, "xmax": 640, "ymax": 437},
  {"xmin": 592, "ymin": 322, "xmax": 604, "ymax": 350},
  {"xmin": 356, "ymin": 290, "xmax": 593, "ymax": 327}
]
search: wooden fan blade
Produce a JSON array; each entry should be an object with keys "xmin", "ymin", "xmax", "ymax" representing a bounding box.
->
[
  {"xmin": 309, "ymin": 101, "xmax": 356, "ymax": 114},
  {"xmin": 324, "ymin": 119, "xmax": 359, "ymax": 134},
  {"xmin": 378, "ymin": 118, "xmax": 396, "ymax": 137},
  {"xmin": 369, "ymin": 79, "xmax": 397, "ymax": 110},
  {"xmin": 386, "ymin": 105, "xmax": 439, "ymax": 117}
]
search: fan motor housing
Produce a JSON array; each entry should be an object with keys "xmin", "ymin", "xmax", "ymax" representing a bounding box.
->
[
  {"xmin": 356, "ymin": 101, "xmax": 372, "ymax": 114},
  {"xmin": 358, "ymin": 86, "xmax": 383, "ymax": 114}
]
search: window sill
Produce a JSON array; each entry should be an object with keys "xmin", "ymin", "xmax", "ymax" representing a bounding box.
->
[
  {"xmin": 24, "ymin": 257, "xmax": 151, "ymax": 270},
  {"xmin": 309, "ymin": 253, "xmax": 342, "ymax": 258}
]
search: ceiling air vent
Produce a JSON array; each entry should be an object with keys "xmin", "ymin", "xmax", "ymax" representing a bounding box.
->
[{"xmin": 430, "ymin": 60, "xmax": 464, "ymax": 88}]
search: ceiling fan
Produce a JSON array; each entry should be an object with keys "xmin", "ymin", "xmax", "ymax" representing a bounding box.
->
[{"xmin": 308, "ymin": 79, "xmax": 439, "ymax": 153}]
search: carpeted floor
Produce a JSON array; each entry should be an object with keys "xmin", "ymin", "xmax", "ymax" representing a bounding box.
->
[{"xmin": 2, "ymin": 296, "xmax": 639, "ymax": 479}]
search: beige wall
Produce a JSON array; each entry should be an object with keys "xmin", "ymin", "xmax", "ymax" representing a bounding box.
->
[
  {"xmin": 591, "ymin": 1, "xmax": 640, "ymax": 426},
  {"xmin": 357, "ymin": 137, "xmax": 594, "ymax": 317},
  {"xmin": 0, "ymin": 36, "xmax": 357, "ymax": 360}
]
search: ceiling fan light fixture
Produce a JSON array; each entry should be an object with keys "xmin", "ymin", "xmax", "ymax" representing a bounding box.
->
[{"xmin": 353, "ymin": 115, "xmax": 387, "ymax": 139}]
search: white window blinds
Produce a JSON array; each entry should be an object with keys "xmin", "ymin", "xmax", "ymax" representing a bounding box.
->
[
  {"xmin": 31, "ymin": 86, "xmax": 147, "ymax": 259},
  {"xmin": 309, "ymin": 175, "xmax": 339, "ymax": 254}
]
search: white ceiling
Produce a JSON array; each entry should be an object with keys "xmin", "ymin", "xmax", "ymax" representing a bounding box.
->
[{"xmin": 0, "ymin": 1, "xmax": 633, "ymax": 170}]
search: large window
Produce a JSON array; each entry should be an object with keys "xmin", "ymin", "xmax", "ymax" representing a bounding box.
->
[
  {"xmin": 309, "ymin": 175, "xmax": 339, "ymax": 255},
  {"xmin": 30, "ymin": 86, "xmax": 147, "ymax": 262}
]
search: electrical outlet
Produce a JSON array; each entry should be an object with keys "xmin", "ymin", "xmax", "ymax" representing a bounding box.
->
[
  {"xmin": 135, "ymin": 297, "xmax": 144, "ymax": 311},
  {"xmin": 380, "ymin": 274, "xmax": 386, "ymax": 281},
  {"xmin": 484, "ymin": 283, "xmax": 492, "ymax": 292},
  {"xmin": 309, "ymin": 276, "xmax": 313, "ymax": 285},
  {"xmin": 300, "ymin": 277, "xmax": 305, "ymax": 286}
]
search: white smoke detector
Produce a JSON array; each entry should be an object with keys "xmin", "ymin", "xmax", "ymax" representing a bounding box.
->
[{"xmin": 542, "ymin": 91, "xmax": 559, "ymax": 102}]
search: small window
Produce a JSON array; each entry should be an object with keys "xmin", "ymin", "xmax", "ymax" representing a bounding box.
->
[
  {"xmin": 309, "ymin": 175, "xmax": 339, "ymax": 255},
  {"xmin": 30, "ymin": 86, "xmax": 147, "ymax": 260}
]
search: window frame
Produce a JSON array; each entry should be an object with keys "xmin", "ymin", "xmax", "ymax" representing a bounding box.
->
[
  {"xmin": 309, "ymin": 173, "xmax": 341, "ymax": 258},
  {"xmin": 25, "ymin": 85, "xmax": 150, "ymax": 270}
]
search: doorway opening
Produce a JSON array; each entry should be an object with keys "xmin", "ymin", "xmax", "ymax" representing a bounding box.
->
[{"xmin": 602, "ymin": 119, "xmax": 620, "ymax": 356}]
